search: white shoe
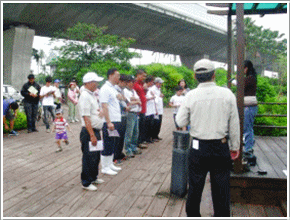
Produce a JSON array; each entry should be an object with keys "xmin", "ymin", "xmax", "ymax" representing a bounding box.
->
[
  {"xmin": 110, "ymin": 164, "xmax": 122, "ymax": 171},
  {"xmin": 101, "ymin": 167, "xmax": 118, "ymax": 175},
  {"xmin": 82, "ymin": 184, "xmax": 97, "ymax": 191},
  {"xmin": 71, "ymin": 120, "xmax": 75, "ymax": 123},
  {"xmin": 93, "ymin": 178, "xmax": 105, "ymax": 184},
  {"xmin": 74, "ymin": 119, "xmax": 79, "ymax": 122}
]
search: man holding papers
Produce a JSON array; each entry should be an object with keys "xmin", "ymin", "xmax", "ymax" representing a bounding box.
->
[
  {"xmin": 78, "ymin": 72, "xmax": 104, "ymax": 191},
  {"xmin": 21, "ymin": 74, "xmax": 41, "ymax": 133}
]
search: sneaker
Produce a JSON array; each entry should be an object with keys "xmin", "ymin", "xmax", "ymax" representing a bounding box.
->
[
  {"xmin": 71, "ymin": 120, "xmax": 75, "ymax": 123},
  {"xmin": 74, "ymin": 119, "xmax": 79, "ymax": 122},
  {"xmin": 156, "ymin": 137, "xmax": 163, "ymax": 140},
  {"xmin": 82, "ymin": 184, "xmax": 97, "ymax": 191},
  {"xmin": 138, "ymin": 143, "xmax": 148, "ymax": 149},
  {"xmin": 133, "ymin": 149, "xmax": 142, "ymax": 155},
  {"xmin": 93, "ymin": 178, "xmax": 105, "ymax": 184},
  {"xmin": 46, "ymin": 129, "xmax": 51, "ymax": 133},
  {"xmin": 9, "ymin": 130, "xmax": 18, "ymax": 136},
  {"xmin": 126, "ymin": 153, "xmax": 135, "ymax": 158},
  {"xmin": 64, "ymin": 140, "xmax": 69, "ymax": 145},
  {"xmin": 114, "ymin": 159, "xmax": 123, "ymax": 165},
  {"xmin": 56, "ymin": 147, "xmax": 62, "ymax": 152},
  {"xmin": 27, "ymin": 129, "xmax": 33, "ymax": 133}
]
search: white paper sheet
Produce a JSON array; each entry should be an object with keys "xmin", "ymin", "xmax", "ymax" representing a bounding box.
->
[
  {"xmin": 192, "ymin": 139, "xmax": 199, "ymax": 150},
  {"xmin": 89, "ymin": 140, "xmax": 103, "ymax": 152}
]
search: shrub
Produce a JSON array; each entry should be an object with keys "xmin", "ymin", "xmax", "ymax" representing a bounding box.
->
[{"xmin": 3, "ymin": 111, "xmax": 27, "ymax": 133}]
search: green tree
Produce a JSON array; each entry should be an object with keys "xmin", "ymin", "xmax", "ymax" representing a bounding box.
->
[
  {"xmin": 234, "ymin": 17, "xmax": 287, "ymax": 74},
  {"xmin": 51, "ymin": 22, "xmax": 141, "ymax": 85}
]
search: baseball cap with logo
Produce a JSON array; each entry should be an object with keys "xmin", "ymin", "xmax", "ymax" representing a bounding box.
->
[
  {"xmin": 83, "ymin": 72, "xmax": 104, "ymax": 83},
  {"xmin": 193, "ymin": 59, "xmax": 215, "ymax": 74}
]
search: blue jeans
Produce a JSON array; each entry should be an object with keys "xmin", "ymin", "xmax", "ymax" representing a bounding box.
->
[
  {"xmin": 43, "ymin": 105, "xmax": 55, "ymax": 129},
  {"xmin": 124, "ymin": 112, "xmax": 139, "ymax": 154},
  {"xmin": 243, "ymin": 106, "xmax": 258, "ymax": 154}
]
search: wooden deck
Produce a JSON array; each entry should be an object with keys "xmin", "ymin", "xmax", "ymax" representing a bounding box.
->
[{"xmin": 2, "ymin": 107, "xmax": 287, "ymax": 217}]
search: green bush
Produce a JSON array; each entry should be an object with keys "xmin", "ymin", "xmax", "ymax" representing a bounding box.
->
[{"xmin": 3, "ymin": 111, "xmax": 27, "ymax": 133}]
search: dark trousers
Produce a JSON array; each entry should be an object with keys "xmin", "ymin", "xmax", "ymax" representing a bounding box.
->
[
  {"xmin": 102, "ymin": 122, "xmax": 121, "ymax": 156},
  {"xmin": 152, "ymin": 115, "xmax": 162, "ymax": 139},
  {"xmin": 145, "ymin": 115, "xmax": 154, "ymax": 142},
  {"xmin": 186, "ymin": 139, "xmax": 231, "ymax": 217},
  {"xmin": 43, "ymin": 105, "xmax": 55, "ymax": 129},
  {"xmin": 80, "ymin": 127, "xmax": 101, "ymax": 187},
  {"xmin": 24, "ymin": 102, "xmax": 38, "ymax": 131},
  {"xmin": 138, "ymin": 113, "xmax": 146, "ymax": 144},
  {"xmin": 114, "ymin": 116, "xmax": 127, "ymax": 160}
]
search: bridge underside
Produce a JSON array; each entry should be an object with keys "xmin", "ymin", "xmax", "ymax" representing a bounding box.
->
[{"xmin": 3, "ymin": 3, "xmax": 228, "ymax": 60}]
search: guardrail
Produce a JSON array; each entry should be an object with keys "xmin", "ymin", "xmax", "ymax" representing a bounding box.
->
[{"xmin": 254, "ymin": 102, "xmax": 287, "ymax": 129}]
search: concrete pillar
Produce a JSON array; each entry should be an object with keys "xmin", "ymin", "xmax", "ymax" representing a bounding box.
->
[
  {"xmin": 3, "ymin": 25, "xmax": 35, "ymax": 90},
  {"xmin": 179, "ymin": 54, "xmax": 208, "ymax": 70}
]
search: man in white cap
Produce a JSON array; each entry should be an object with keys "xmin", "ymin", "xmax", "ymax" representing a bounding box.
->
[
  {"xmin": 151, "ymin": 77, "xmax": 164, "ymax": 141},
  {"xmin": 78, "ymin": 72, "xmax": 104, "ymax": 191},
  {"xmin": 176, "ymin": 58, "xmax": 240, "ymax": 217}
]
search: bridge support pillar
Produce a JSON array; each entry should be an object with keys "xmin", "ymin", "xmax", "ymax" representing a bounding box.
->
[
  {"xmin": 180, "ymin": 54, "xmax": 209, "ymax": 70},
  {"xmin": 3, "ymin": 25, "xmax": 35, "ymax": 90}
]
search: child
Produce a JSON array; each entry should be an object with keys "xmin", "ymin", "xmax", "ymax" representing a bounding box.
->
[
  {"xmin": 51, "ymin": 108, "xmax": 73, "ymax": 152},
  {"xmin": 169, "ymin": 86, "xmax": 186, "ymax": 131}
]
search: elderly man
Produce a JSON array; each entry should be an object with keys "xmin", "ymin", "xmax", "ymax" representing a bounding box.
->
[
  {"xmin": 176, "ymin": 59, "xmax": 240, "ymax": 217},
  {"xmin": 78, "ymin": 72, "xmax": 104, "ymax": 191}
]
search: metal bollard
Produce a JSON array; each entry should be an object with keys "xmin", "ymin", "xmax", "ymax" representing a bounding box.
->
[{"xmin": 170, "ymin": 130, "xmax": 190, "ymax": 198}]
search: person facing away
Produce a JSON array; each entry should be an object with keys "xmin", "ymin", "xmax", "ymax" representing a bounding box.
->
[
  {"xmin": 51, "ymin": 108, "xmax": 73, "ymax": 153},
  {"xmin": 78, "ymin": 71, "xmax": 105, "ymax": 191},
  {"xmin": 3, "ymin": 98, "xmax": 19, "ymax": 136},
  {"xmin": 169, "ymin": 85, "xmax": 186, "ymax": 131},
  {"xmin": 176, "ymin": 58, "xmax": 240, "ymax": 217},
  {"xmin": 21, "ymin": 74, "xmax": 41, "ymax": 133},
  {"xmin": 243, "ymin": 60, "xmax": 258, "ymax": 163},
  {"xmin": 39, "ymin": 76, "xmax": 56, "ymax": 133}
]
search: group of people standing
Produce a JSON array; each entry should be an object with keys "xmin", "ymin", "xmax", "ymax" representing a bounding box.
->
[{"xmin": 78, "ymin": 69, "xmax": 165, "ymax": 190}]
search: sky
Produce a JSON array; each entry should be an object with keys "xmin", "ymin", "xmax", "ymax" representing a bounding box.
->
[{"xmin": 31, "ymin": 2, "xmax": 289, "ymax": 77}]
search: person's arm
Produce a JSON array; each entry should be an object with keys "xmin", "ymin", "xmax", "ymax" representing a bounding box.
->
[
  {"xmin": 175, "ymin": 96, "xmax": 190, "ymax": 128},
  {"xmin": 68, "ymin": 90, "xmax": 78, "ymax": 105},
  {"xmin": 83, "ymin": 116, "xmax": 97, "ymax": 146},
  {"xmin": 3, "ymin": 115, "xmax": 9, "ymax": 130},
  {"xmin": 228, "ymin": 93, "xmax": 241, "ymax": 160},
  {"xmin": 101, "ymin": 103, "xmax": 114, "ymax": 131},
  {"xmin": 51, "ymin": 123, "xmax": 56, "ymax": 133}
]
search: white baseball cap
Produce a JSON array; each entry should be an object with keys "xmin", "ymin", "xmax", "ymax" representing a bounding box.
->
[
  {"xmin": 154, "ymin": 77, "xmax": 164, "ymax": 83},
  {"xmin": 193, "ymin": 59, "xmax": 215, "ymax": 74},
  {"xmin": 83, "ymin": 72, "xmax": 104, "ymax": 83}
]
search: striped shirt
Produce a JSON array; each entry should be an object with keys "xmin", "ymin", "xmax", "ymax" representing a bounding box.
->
[{"xmin": 54, "ymin": 117, "xmax": 68, "ymax": 133}]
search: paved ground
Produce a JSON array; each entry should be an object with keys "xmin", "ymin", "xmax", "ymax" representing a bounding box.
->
[{"xmin": 2, "ymin": 106, "xmax": 285, "ymax": 217}]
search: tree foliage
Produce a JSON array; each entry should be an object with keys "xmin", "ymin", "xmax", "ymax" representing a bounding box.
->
[{"xmin": 50, "ymin": 22, "xmax": 141, "ymax": 85}]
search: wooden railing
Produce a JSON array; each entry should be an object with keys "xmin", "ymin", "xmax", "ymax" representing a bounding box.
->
[{"xmin": 254, "ymin": 102, "xmax": 287, "ymax": 129}]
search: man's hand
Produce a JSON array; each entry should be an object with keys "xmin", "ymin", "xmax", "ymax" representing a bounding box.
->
[
  {"xmin": 107, "ymin": 122, "xmax": 115, "ymax": 131},
  {"xmin": 4, "ymin": 124, "xmax": 9, "ymax": 130},
  {"xmin": 90, "ymin": 134, "xmax": 98, "ymax": 146},
  {"xmin": 230, "ymin": 150, "xmax": 240, "ymax": 160}
]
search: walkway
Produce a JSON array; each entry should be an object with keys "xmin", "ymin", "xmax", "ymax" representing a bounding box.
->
[{"xmin": 2, "ymin": 107, "xmax": 286, "ymax": 217}]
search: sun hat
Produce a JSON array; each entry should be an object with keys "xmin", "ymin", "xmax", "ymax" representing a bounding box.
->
[
  {"xmin": 193, "ymin": 59, "xmax": 215, "ymax": 74},
  {"xmin": 154, "ymin": 77, "xmax": 164, "ymax": 83},
  {"xmin": 83, "ymin": 72, "xmax": 104, "ymax": 83}
]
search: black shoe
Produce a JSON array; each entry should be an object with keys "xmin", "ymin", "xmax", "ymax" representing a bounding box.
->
[
  {"xmin": 28, "ymin": 129, "xmax": 33, "ymax": 133},
  {"xmin": 32, "ymin": 129, "xmax": 39, "ymax": 132},
  {"xmin": 156, "ymin": 137, "xmax": 162, "ymax": 140}
]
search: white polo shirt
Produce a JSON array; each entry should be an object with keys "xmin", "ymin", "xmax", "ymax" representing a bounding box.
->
[
  {"xmin": 78, "ymin": 88, "xmax": 104, "ymax": 129},
  {"xmin": 99, "ymin": 81, "xmax": 121, "ymax": 122},
  {"xmin": 145, "ymin": 86, "xmax": 157, "ymax": 116},
  {"xmin": 124, "ymin": 88, "xmax": 141, "ymax": 113},
  {"xmin": 40, "ymin": 85, "xmax": 56, "ymax": 106},
  {"xmin": 151, "ymin": 85, "xmax": 163, "ymax": 115}
]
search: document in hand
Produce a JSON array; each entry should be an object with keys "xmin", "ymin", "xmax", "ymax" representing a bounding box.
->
[
  {"xmin": 28, "ymin": 86, "xmax": 38, "ymax": 95},
  {"xmin": 108, "ymin": 129, "xmax": 120, "ymax": 137}
]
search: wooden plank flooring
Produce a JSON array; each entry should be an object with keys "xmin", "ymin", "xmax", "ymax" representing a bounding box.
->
[{"xmin": 2, "ymin": 106, "xmax": 287, "ymax": 217}]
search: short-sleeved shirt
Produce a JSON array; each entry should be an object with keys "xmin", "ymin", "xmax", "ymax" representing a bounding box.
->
[
  {"xmin": 170, "ymin": 95, "xmax": 185, "ymax": 114},
  {"xmin": 78, "ymin": 88, "xmax": 104, "ymax": 129},
  {"xmin": 145, "ymin": 86, "xmax": 157, "ymax": 116},
  {"xmin": 133, "ymin": 80, "xmax": 147, "ymax": 114},
  {"xmin": 3, "ymin": 99, "xmax": 15, "ymax": 116},
  {"xmin": 40, "ymin": 85, "xmax": 56, "ymax": 106},
  {"xmin": 124, "ymin": 88, "xmax": 141, "ymax": 113},
  {"xmin": 53, "ymin": 117, "xmax": 68, "ymax": 133},
  {"xmin": 99, "ymin": 81, "xmax": 121, "ymax": 122},
  {"xmin": 151, "ymin": 85, "xmax": 163, "ymax": 115}
]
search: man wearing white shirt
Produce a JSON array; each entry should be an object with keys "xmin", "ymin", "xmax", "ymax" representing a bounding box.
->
[
  {"xmin": 40, "ymin": 76, "xmax": 56, "ymax": 133},
  {"xmin": 144, "ymin": 76, "xmax": 157, "ymax": 143},
  {"xmin": 98, "ymin": 68, "xmax": 122, "ymax": 175},
  {"xmin": 123, "ymin": 75, "xmax": 142, "ymax": 157},
  {"xmin": 151, "ymin": 77, "xmax": 164, "ymax": 141},
  {"xmin": 78, "ymin": 72, "xmax": 104, "ymax": 191}
]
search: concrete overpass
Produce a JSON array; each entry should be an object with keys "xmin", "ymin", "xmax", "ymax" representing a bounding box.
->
[{"xmin": 3, "ymin": 3, "xmax": 228, "ymax": 90}]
